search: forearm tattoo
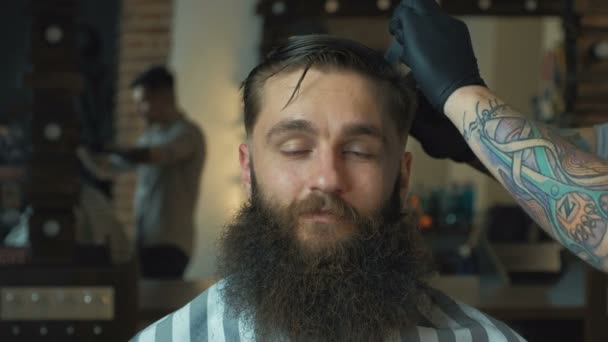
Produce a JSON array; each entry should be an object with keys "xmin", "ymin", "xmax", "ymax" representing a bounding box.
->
[{"xmin": 463, "ymin": 99, "xmax": 608, "ymax": 270}]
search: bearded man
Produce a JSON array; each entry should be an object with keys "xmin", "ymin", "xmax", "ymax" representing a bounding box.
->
[{"xmin": 131, "ymin": 35, "xmax": 523, "ymax": 342}]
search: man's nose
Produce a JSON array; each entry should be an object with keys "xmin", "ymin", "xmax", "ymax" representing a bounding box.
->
[{"xmin": 310, "ymin": 150, "xmax": 346, "ymax": 194}]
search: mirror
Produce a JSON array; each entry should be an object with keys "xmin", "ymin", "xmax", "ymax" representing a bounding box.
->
[
  {"xmin": 259, "ymin": 12, "xmax": 563, "ymax": 205},
  {"xmin": 0, "ymin": 0, "xmax": 121, "ymax": 252}
]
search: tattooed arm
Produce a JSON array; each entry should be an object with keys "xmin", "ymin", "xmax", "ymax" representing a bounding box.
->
[
  {"xmin": 445, "ymin": 85, "xmax": 608, "ymax": 271},
  {"xmin": 389, "ymin": 0, "xmax": 608, "ymax": 270},
  {"xmin": 465, "ymin": 127, "xmax": 596, "ymax": 177}
]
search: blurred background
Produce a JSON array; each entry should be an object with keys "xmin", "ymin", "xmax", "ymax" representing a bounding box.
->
[{"xmin": 1, "ymin": 0, "xmax": 608, "ymax": 341}]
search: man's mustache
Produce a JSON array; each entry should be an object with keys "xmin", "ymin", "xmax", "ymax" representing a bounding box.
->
[{"xmin": 291, "ymin": 192, "xmax": 361, "ymax": 223}]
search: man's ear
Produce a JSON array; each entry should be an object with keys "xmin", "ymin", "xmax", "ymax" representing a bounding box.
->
[
  {"xmin": 399, "ymin": 151, "xmax": 413, "ymax": 201},
  {"xmin": 239, "ymin": 143, "xmax": 252, "ymax": 199}
]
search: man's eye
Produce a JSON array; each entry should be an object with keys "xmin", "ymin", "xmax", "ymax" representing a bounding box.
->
[
  {"xmin": 344, "ymin": 150, "xmax": 374, "ymax": 159},
  {"xmin": 279, "ymin": 139, "xmax": 313, "ymax": 156},
  {"xmin": 281, "ymin": 148, "xmax": 311, "ymax": 157}
]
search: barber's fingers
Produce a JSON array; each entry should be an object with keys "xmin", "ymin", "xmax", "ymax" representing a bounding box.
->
[
  {"xmin": 388, "ymin": 7, "xmax": 418, "ymax": 62},
  {"xmin": 389, "ymin": 2, "xmax": 424, "ymax": 46},
  {"xmin": 388, "ymin": 16, "xmax": 402, "ymax": 41}
]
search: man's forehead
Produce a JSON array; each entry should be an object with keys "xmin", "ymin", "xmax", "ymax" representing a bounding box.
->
[
  {"xmin": 248, "ymin": 70, "xmax": 402, "ymax": 149},
  {"xmin": 263, "ymin": 67, "xmax": 367, "ymax": 94},
  {"xmin": 257, "ymin": 68, "xmax": 386, "ymax": 123},
  {"xmin": 263, "ymin": 118, "xmax": 389, "ymax": 147}
]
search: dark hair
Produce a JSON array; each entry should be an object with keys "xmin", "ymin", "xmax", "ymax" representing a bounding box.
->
[
  {"xmin": 130, "ymin": 65, "xmax": 174, "ymax": 91},
  {"xmin": 241, "ymin": 35, "xmax": 416, "ymax": 142}
]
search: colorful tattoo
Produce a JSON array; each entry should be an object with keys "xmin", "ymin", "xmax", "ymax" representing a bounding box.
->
[{"xmin": 463, "ymin": 99, "xmax": 608, "ymax": 270}]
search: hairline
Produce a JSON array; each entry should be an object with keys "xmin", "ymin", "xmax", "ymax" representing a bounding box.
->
[{"xmin": 250, "ymin": 64, "xmax": 408, "ymax": 146}]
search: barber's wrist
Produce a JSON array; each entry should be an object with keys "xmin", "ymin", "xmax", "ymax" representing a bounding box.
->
[{"xmin": 443, "ymin": 85, "xmax": 493, "ymax": 120}]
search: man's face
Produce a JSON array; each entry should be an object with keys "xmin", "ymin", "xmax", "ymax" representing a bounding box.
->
[
  {"xmin": 224, "ymin": 68, "xmax": 431, "ymax": 340},
  {"xmin": 239, "ymin": 68, "xmax": 412, "ymax": 253},
  {"xmin": 132, "ymin": 85, "xmax": 167, "ymax": 123}
]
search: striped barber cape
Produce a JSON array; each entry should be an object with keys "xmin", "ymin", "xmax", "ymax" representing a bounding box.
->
[{"xmin": 132, "ymin": 280, "xmax": 525, "ymax": 342}]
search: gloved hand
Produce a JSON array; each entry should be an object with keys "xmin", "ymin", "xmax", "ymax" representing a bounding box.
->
[
  {"xmin": 389, "ymin": 0, "xmax": 485, "ymax": 111},
  {"xmin": 410, "ymin": 90, "xmax": 477, "ymax": 163}
]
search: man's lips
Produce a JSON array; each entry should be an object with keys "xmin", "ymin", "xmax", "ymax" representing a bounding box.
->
[{"xmin": 300, "ymin": 211, "xmax": 343, "ymax": 223}]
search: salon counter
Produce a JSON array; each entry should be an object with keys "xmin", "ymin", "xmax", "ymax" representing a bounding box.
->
[{"xmin": 433, "ymin": 261, "xmax": 586, "ymax": 320}]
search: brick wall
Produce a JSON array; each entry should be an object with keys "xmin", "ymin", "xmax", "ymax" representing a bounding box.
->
[{"xmin": 113, "ymin": 0, "xmax": 174, "ymax": 237}]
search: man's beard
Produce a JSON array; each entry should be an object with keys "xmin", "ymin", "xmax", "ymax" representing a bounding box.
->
[{"xmin": 218, "ymin": 172, "xmax": 435, "ymax": 342}]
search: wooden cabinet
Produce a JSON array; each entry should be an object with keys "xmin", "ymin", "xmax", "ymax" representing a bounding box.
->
[
  {"xmin": 572, "ymin": 15, "xmax": 608, "ymax": 125},
  {"xmin": 28, "ymin": 208, "xmax": 76, "ymax": 261},
  {"xmin": 576, "ymin": 33, "xmax": 608, "ymax": 81},
  {"xmin": 577, "ymin": 0, "xmax": 608, "ymax": 13},
  {"xmin": 26, "ymin": 0, "xmax": 82, "ymax": 263}
]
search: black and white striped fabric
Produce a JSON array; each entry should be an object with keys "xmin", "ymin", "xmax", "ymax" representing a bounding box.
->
[{"xmin": 131, "ymin": 281, "xmax": 525, "ymax": 342}]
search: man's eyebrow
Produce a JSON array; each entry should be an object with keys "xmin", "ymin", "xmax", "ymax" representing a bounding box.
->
[
  {"xmin": 342, "ymin": 123, "xmax": 386, "ymax": 143},
  {"xmin": 266, "ymin": 119, "xmax": 318, "ymax": 144}
]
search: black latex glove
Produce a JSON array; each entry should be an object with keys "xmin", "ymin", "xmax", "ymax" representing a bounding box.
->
[
  {"xmin": 411, "ymin": 90, "xmax": 476, "ymax": 163},
  {"xmin": 389, "ymin": 0, "xmax": 485, "ymax": 111}
]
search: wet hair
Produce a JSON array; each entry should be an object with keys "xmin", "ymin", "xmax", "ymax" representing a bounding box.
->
[
  {"xmin": 130, "ymin": 65, "xmax": 174, "ymax": 91},
  {"xmin": 241, "ymin": 35, "xmax": 416, "ymax": 142}
]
